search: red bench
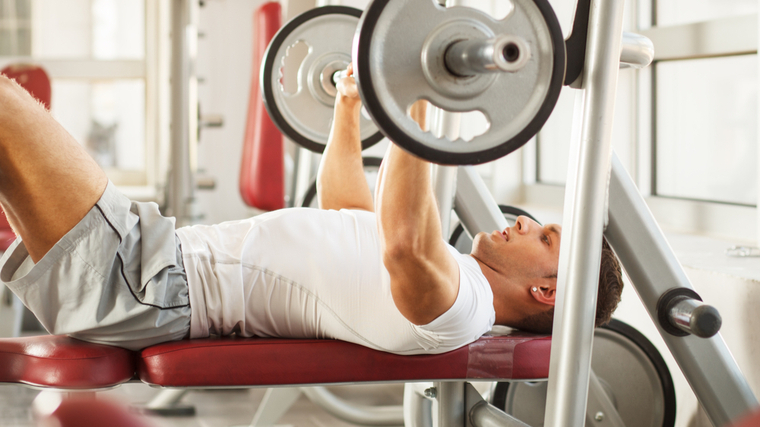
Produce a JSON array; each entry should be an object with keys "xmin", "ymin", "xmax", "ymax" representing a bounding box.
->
[{"xmin": 0, "ymin": 332, "xmax": 551, "ymax": 390}]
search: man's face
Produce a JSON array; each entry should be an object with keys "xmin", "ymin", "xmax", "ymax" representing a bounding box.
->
[{"xmin": 471, "ymin": 216, "xmax": 562, "ymax": 283}]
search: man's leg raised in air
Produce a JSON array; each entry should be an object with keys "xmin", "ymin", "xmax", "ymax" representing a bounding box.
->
[{"xmin": 0, "ymin": 74, "xmax": 107, "ymax": 263}]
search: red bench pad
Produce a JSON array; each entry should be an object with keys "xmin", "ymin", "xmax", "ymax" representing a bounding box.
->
[
  {"xmin": 0, "ymin": 335, "xmax": 135, "ymax": 389},
  {"xmin": 0, "ymin": 230, "xmax": 15, "ymax": 251},
  {"xmin": 138, "ymin": 333, "xmax": 551, "ymax": 387}
]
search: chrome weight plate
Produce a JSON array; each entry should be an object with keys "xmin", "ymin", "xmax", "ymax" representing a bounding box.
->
[
  {"xmin": 493, "ymin": 320, "xmax": 676, "ymax": 427},
  {"xmin": 261, "ymin": 6, "xmax": 383, "ymax": 153},
  {"xmin": 354, "ymin": 0, "xmax": 565, "ymax": 165}
]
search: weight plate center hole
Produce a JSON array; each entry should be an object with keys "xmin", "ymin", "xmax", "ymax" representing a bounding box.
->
[
  {"xmin": 503, "ymin": 43, "xmax": 520, "ymax": 63},
  {"xmin": 279, "ymin": 40, "xmax": 310, "ymax": 95}
]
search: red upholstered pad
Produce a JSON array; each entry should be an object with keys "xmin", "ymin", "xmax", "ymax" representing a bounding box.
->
[
  {"xmin": 0, "ymin": 193, "xmax": 15, "ymax": 251},
  {"xmin": 729, "ymin": 407, "xmax": 760, "ymax": 427},
  {"xmin": 0, "ymin": 335, "xmax": 135, "ymax": 389},
  {"xmin": 0, "ymin": 64, "xmax": 52, "ymax": 109},
  {"xmin": 138, "ymin": 333, "xmax": 551, "ymax": 387},
  {"xmin": 239, "ymin": 1, "xmax": 284, "ymax": 211},
  {"xmin": 35, "ymin": 396, "xmax": 157, "ymax": 427},
  {"xmin": 0, "ymin": 230, "xmax": 15, "ymax": 251},
  {"xmin": 0, "ymin": 64, "xmax": 50, "ymax": 251}
]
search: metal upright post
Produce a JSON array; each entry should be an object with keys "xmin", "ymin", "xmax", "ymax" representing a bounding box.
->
[
  {"xmin": 169, "ymin": 0, "xmax": 198, "ymax": 227},
  {"xmin": 430, "ymin": 108, "xmax": 460, "ymax": 233},
  {"xmin": 543, "ymin": 0, "xmax": 625, "ymax": 426},
  {"xmin": 436, "ymin": 382, "xmax": 465, "ymax": 427}
]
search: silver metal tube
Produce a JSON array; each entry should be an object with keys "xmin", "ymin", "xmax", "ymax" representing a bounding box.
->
[
  {"xmin": 454, "ymin": 166, "xmax": 507, "ymax": 238},
  {"xmin": 464, "ymin": 382, "xmax": 530, "ymax": 427},
  {"xmin": 543, "ymin": 0, "xmax": 626, "ymax": 425},
  {"xmin": 669, "ymin": 297, "xmax": 722, "ymax": 338},
  {"xmin": 435, "ymin": 382, "xmax": 465, "ymax": 427},
  {"xmin": 620, "ymin": 32, "xmax": 654, "ymax": 69},
  {"xmin": 444, "ymin": 35, "xmax": 531, "ymax": 76},
  {"xmin": 293, "ymin": 147, "xmax": 314, "ymax": 207},
  {"xmin": 431, "ymin": 108, "xmax": 460, "ymax": 234},
  {"xmin": 404, "ymin": 384, "xmax": 434, "ymax": 427},
  {"xmin": 331, "ymin": 69, "xmax": 350, "ymax": 86},
  {"xmin": 469, "ymin": 402, "xmax": 531, "ymax": 427},
  {"xmin": 585, "ymin": 370, "xmax": 625, "ymax": 427},
  {"xmin": 302, "ymin": 387, "xmax": 403, "ymax": 426},
  {"xmin": 169, "ymin": 0, "xmax": 196, "ymax": 226},
  {"xmin": 433, "ymin": 165, "xmax": 458, "ymax": 235},
  {"xmin": 145, "ymin": 389, "xmax": 189, "ymax": 409},
  {"xmin": 249, "ymin": 387, "xmax": 302, "ymax": 427},
  {"xmin": 606, "ymin": 153, "xmax": 759, "ymax": 426}
]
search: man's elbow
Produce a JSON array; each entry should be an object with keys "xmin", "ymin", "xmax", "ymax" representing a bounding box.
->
[{"xmin": 382, "ymin": 232, "xmax": 426, "ymax": 265}]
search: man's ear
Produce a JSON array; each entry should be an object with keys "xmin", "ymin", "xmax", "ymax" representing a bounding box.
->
[{"xmin": 530, "ymin": 278, "xmax": 557, "ymax": 306}]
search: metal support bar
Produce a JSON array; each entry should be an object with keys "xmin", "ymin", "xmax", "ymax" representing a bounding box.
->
[
  {"xmin": 585, "ymin": 370, "xmax": 625, "ymax": 427},
  {"xmin": 404, "ymin": 383, "xmax": 434, "ymax": 427},
  {"xmin": 168, "ymin": 0, "xmax": 198, "ymax": 226},
  {"xmin": 302, "ymin": 387, "xmax": 403, "ymax": 426},
  {"xmin": 145, "ymin": 389, "xmax": 189, "ymax": 410},
  {"xmin": 454, "ymin": 166, "xmax": 508, "ymax": 239},
  {"xmin": 544, "ymin": 0, "xmax": 625, "ymax": 425},
  {"xmin": 433, "ymin": 165, "xmax": 458, "ymax": 234},
  {"xmin": 245, "ymin": 387, "xmax": 302, "ymax": 427},
  {"xmin": 619, "ymin": 32, "xmax": 654, "ymax": 69},
  {"xmin": 605, "ymin": 152, "xmax": 759, "ymax": 426},
  {"xmin": 293, "ymin": 146, "xmax": 315, "ymax": 207},
  {"xmin": 435, "ymin": 382, "xmax": 465, "ymax": 427},
  {"xmin": 464, "ymin": 383, "xmax": 529, "ymax": 427},
  {"xmin": 430, "ymin": 108, "xmax": 460, "ymax": 234}
]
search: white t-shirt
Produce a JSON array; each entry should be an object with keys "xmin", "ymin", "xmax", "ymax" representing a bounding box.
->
[{"xmin": 175, "ymin": 208, "xmax": 495, "ymax": 355}]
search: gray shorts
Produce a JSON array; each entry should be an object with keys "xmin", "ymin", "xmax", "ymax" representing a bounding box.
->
[{"xmin": 0, "ymin": 181, "xmax": 191, "ymax": 350}]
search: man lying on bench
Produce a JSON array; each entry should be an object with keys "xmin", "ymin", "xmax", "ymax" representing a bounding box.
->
[{"xmin": 0, "ymin": 67, "xmax": 622, "ymax": 353}]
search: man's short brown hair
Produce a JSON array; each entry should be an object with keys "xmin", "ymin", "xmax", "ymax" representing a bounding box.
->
[{"xmin": 514, "ymin": 237, "xmax": 623, "ymax": 334}]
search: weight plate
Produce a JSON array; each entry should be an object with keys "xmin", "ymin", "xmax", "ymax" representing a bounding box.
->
[
  {"xmin": 261, "ymin": 6, "xmax": 384, "ymax": 153},
  {"xmin": 354, "ymin": 0, "xmax": 565, "ymax": 165},
  {"xmin": 449, "ymin": 205, "xmax": 539, "ymax": 254},
  {"xmin": 300, "ymin": 156, "xmax": 382, "ymax": 208},
  {"xmin": 492, "ymin": 319, "xmax": 676, "ymax": 427}
]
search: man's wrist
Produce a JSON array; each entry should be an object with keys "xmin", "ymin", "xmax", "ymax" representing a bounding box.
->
[{"xmin": 336, "ymin": 93, "xmax": 362, "ymax": 110}]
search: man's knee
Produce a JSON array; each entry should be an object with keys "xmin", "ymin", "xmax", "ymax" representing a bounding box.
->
[
  {"xmin": 0, "ymin": 74, "xmax": 40, "ymax": 112},
  {"xmin": 0, "ymin": 74, "xmax": 20, "ymax": 98}
]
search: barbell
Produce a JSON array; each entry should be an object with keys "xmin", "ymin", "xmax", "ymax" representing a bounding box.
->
[{"xmin": 261, "ymin": 0, "xmax": 565, "ymax": 165}]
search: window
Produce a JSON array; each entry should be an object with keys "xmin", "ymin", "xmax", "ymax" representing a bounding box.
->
[
  {"xmin": 654, "ymin": 55, "xmax": 757, "ymax": 206},
  {"xmin": 0, "ymin": 0, "xmax": 32, "ymax": 55},
  {"xmin": 639, "ymin": 1, "xmax": 758, "ymax": 238},
  {"xmin": 0, "ymin": 0, "xmax": 167, "ymax": 198},
  {"xmin": 656, "ymin": 0, "xmax": 756, "ymax": 27},
  {"xmin": 509, "ymin": 0, "xmax": 758, "ymax": 240}
]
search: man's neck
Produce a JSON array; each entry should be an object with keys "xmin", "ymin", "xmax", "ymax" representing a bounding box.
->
[{"xmin": 469, "ymin": 255, "xmax": 528, "ymax": 327}]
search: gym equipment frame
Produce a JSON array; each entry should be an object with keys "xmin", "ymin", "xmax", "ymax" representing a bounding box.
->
[
  {"xmin": 448, "ymin": 1, "xmax": 758, "ymax": 427},
  {"xmin": 417, "ymin": 0, "xmax": 758, "ymax": 426},
  {"xmin": 0, "ymin": 0, "xmax": 758, "ymax": 426}
]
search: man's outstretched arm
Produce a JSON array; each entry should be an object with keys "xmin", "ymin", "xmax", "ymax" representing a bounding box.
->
[
  {"xmin": 376, "ymin": 101, "xmax": 459, "ymax": 325},
  {"xmin": 316, "ymin": 66, "xmax": 374, "ymax": 212}
]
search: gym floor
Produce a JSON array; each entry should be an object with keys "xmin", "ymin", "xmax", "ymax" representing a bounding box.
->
[{"xmin": 0, "ymin": 382, "xmax": 405, "ymax": 427}]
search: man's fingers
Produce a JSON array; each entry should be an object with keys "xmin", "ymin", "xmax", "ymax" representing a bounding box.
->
[
  {"xmin": 337, "ymin": 76, "xmax": 360, "ymax": 100},
  {"xmin": 409, "ymin": 99, "xmax": 428, "ymax": 131}
]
